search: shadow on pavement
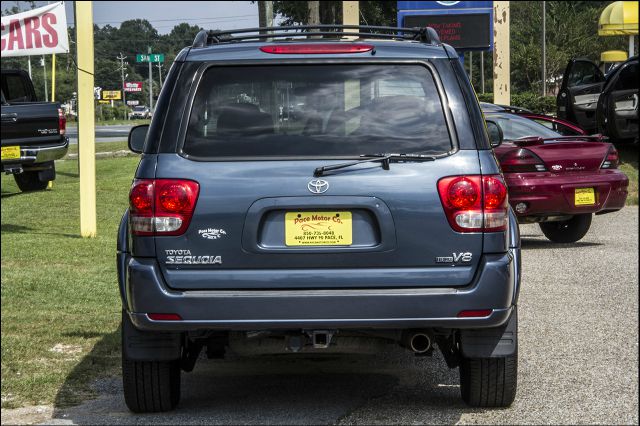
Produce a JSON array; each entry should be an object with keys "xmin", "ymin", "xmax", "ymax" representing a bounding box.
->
[
  {"xmin": 520, "ymin": 238, "xmax": 603, "ymax": 250},
  {"xmin": 51, "ymin": 335, "xmax": 478, "ymax": 425}
]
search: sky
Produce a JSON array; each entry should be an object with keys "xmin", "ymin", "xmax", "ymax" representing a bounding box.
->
[{"xmin": 5, "ymin": 1, "xmax": 261, "ymax": 34}]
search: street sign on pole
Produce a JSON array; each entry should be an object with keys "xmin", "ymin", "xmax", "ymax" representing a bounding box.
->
[{"xmin": 136, "ymin": 53, "xmax": 165, "ymax": 63}]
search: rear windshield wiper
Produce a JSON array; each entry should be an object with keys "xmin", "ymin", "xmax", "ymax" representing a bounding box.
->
[{"xmin": 313, "ymin": 153, "xmax": 436, "ymax": 177}]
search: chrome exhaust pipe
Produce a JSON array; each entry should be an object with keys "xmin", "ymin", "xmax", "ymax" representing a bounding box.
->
[{"xmin": 401, "ymin": 331, "xmax": 432, "ymax": 354}]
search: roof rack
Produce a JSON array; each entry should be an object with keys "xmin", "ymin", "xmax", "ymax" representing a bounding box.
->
[{"xmin": 191, "ymin": 25, "xmax": 441, "ymax": 48}]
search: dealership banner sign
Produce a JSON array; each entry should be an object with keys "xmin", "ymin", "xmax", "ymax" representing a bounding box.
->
[
  {"xmin": 124, "ymin": 82, "xmax": 143, "ymax": 93},
  {"xmin": 1, "ymin": 2, "xmax": 69, "ymax": 57}
]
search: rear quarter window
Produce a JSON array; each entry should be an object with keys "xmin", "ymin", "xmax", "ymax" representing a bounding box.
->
[{"xmin": 182, "ymin": 64, "xmax": 453, "ymax": 159}]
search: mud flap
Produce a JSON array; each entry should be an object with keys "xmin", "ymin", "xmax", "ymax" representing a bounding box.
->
[
  {"xmin": 122, "ymin": 311, "xmax": 182, "ymax": 361},
  {"xmin": 459, "ymin": 306, "xmax": 517, "ymax": 358}
]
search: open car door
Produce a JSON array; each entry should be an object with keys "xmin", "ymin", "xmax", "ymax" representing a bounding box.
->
[
  {"xmin": 598, "ymin": 58, "xmax": 638, "ymax": 143},
  {"xmin": 557, "ymin": 59, "xmax": 605, "ymax": 133}
]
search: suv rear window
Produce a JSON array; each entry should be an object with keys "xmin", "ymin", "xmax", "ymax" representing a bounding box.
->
[{"xmin": 183, "ymin": 64, "xmax": 453, "ymax": 158}]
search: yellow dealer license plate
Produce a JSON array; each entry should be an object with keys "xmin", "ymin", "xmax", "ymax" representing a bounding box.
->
[
  {"xmin": 575, "ymin": 187, "xmax": 595, "ymax": 206},
  {"xmin": 285, "ymin": 211, "xmax": 352, "ymax": 246},
  {"xmin": 1, "ymin": 146, "xmax": 20, "ymax": 160}
]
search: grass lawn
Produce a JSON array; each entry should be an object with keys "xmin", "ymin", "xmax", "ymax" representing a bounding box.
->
[
  {"xmin": 1, "ymin": 156, "xmax": 139, "ymax": 409},
  {"xmin": 65, "ymin": 141, "xmax": 129, "ymax": 157}
]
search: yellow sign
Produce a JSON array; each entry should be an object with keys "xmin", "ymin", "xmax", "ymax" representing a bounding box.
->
[
  {"xmin": 285, "ymin": 211, "xmax": 352, "ymax": 246},
  {"xmin": 98, "ymin": 100, "xmax": 110, "ymax": 104},
  {"xmin": 575, "ymin": 188, "xmax": 596, "ymax": 206},
  {"xmin": 101, "ymin": 90, "xmax": 122, "ymax": 100},
  {"xmin": 1, "ymin": 146, "xmax": 21, "ymax": 160}
]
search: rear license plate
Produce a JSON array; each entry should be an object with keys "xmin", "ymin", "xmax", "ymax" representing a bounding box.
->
[
  {"xmin": 575, "ymin": 187, "xmax": 595, "ymax": 205},
  {"xmin": 285, "ymin": 211, "xmax": 352, "ymax": 246},
  {"xmin": 1, "ymin": 146, "xmax": 20, "ymax": 160}
]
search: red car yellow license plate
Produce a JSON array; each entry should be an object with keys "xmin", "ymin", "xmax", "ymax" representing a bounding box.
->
[
  {"xmin": 575, "ymin": 188, "xmax": 595, "ymax": 206},
  {"xmin": 1, "ymin": 146, "xmax": 20, "ymax": 160},
  {"xmin": 285, "ymin": 211, "xmax": 352, "ymax": 246}
]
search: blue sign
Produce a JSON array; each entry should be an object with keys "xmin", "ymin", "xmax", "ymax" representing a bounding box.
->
[{"xmin": 398, "ymin": 1, "xmax": 493, "ymax": 51}]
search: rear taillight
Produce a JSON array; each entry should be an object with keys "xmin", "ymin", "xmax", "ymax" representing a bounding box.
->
[
  {"xmin": 58, "ymin": 108, "xmax": 66, "ymax": 135},
  {"xmin": 259, "ymin": 43, "xmax": 374, "ymax": 54},
  {"xmin": 600, "ymin": 146, "xmax": 619, "ymax": 169},
  {"xmin": 500, "ymin": 148, "xmax": 546, "ymax": 172},
  {"xmin": 437, "ymin": 175, "xmax": 508, "ymax": 232},
  {"xmin": 129, "ymin": 179, "xmax": 200, "ymax": 236}
]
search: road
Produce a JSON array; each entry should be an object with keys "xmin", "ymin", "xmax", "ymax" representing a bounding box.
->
[
  {"xmin": 65, "ymin": 125, "xmax": 132, "ymax": 144},
  {"xmin": 11, "ymin": 208, "xmax": 640, "ymax": 425}
]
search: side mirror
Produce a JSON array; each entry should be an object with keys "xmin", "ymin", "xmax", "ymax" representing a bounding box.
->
[
  {"xmin": 485, "ymin": 120, "xmax": 504, "ymax": 148},
  {"xmin": 128, "ymin": 124, "xmax": 149, "ymax": 153}
]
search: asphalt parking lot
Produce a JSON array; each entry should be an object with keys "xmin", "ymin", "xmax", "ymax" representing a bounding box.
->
[{"xmin": 24, "ymin": 207, "xmax": 640, "ymax": 425}]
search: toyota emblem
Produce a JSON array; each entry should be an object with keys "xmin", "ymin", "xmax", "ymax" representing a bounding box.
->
[{"xmin": 308, "ymin": 179, "xmax": 329, "ymax": 194}]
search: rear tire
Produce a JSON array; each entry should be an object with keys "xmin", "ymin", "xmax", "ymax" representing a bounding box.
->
[
  {"xmin": 14, "ymin": 170, "xmax": 49, "ymax": 192},
  {"xmin": 459, "ymin": 353, "xmax": 518, "ymax": 407},
  {"xmin": 121, "ymin": 315, "xmax": 181, "ymax": 413},
  {"xmin": 539, "ymin": 213, "xmax": 592, "ymax": 243}
]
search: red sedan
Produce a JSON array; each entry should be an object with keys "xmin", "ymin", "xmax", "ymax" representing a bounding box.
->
[{"xmin": 484, "ymin": 111, "xmax": 628, "ymax": 243}]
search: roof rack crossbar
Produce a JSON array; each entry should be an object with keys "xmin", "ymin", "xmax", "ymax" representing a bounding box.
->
[{"xmin": 192, "ymin": 25, "xmax": 440, "ymax": 48}]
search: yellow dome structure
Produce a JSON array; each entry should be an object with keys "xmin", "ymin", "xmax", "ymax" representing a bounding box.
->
[
  {"xmin": 598, "ymin": 1, "xmax": 638, "ymax": 36},
  {"xmin": 598, "ymin": 1, "xmax": 638, "ymax": 56},
  {"xmin": 600, "ymin": 50, "xmax": 628, "ymax": 62}
]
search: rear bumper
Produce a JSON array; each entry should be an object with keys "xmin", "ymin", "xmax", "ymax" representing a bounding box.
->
[
  {"xmin": 1, "ymin": 138, "xmax": 69, "ymax": 169},
  {"xmin": 122, "ymin": 251, "xmax": 519, "ymax": 332},
  {"xmin": 505, "ymin": 169, "xmax": 628, "ymax": 217}
]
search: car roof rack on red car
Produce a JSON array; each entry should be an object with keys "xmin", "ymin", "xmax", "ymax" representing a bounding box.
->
[{"xmin": 191, "ymin": 25, "xmax": 441, "ymax": 48}]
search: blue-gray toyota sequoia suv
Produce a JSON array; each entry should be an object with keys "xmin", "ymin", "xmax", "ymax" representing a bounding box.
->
[{"xmin": 118, "ymin": 25, "xmax": 521, "ymax": 412}]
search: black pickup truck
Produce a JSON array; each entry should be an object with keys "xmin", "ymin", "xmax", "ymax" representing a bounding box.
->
[{"xmin": 1, "ymin": 69, "xmax": 68, "ymax": 191}]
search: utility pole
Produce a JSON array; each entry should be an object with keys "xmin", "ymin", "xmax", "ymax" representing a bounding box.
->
[
  {"xmin": 117, "ymin": 52, "xmax": 127, "ymax": 119},
  {"xmin": 493, "ymin": 1, "xmax": 510, "ymax": 106},
  {"xmin": 469, "ymin": 51, "xmax": 473, "ymax": 87},
  {"xmin": 148, "ymin": 46, "xmax": 153, "ymax": 111},
  {"xmin": 75, "ymin": 1, "xmax": 97, "ymax": 237},
  {"xmin": 542, "ymin": 1, "xmax": 546, "ymax": 96},
  {"xmin": 308, "ymin": 1, "xmax": 320, "ymax": 26},
  {"xmin": 156, "ymin": 62, "xmax": 163, "ymax": 88},
  {"xmin": 28, "ymin": 56, "xmax": 32, "ymax": 79},
  {"xmin": 481, "ymin": 51, "xmax": 485, "ymax": 93},
  {"xmin": 42, "ymin": 56, "xmax": 49, "ymax": 102},
  {"xmin": 258, "ymin": 1, "xmax": 273, "ymax": 28}
]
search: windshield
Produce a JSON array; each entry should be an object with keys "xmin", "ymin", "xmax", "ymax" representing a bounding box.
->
[
  {"xmin": 133, "ymin": 106, "xmax": 146, "ymax": 111},
  {"xmin": 183, "ymin": 64, "xmax": 453, "ymax": 158},
  {"xmin": 486, "ymin": 113, "xmax": 561, "ymax": 140}
]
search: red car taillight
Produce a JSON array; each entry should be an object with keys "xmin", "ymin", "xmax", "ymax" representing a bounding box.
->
[
  {"xmin": 437, "ymin": 175, "xmax": 508, "ymax": 232},
  {"xmin": 600, "ymin": 146, "xmax": 619, "ymax": 169},
  {"xmin": 58, "ymin": 108, "xmax": 66, "ymax": 135},
  {"xmin": 500, "ymin": 148, "xmax": 547, "ymax": 172},
  {"xmin": 129, "ymin": 179, "xmax": 200, "ymax": 236}
]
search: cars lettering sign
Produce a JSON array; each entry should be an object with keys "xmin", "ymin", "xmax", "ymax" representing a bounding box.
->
[{"xmin": 0, "ymin": 2, "xmax": 69, "ymax": 57}]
